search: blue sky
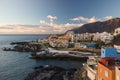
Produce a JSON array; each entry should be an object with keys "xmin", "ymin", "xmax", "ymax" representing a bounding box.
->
[{"xmin": 0, "ymin": 0, "xmax": 120, "ymax": 34}]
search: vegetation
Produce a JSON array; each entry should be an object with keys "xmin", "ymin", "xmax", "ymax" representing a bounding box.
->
[
  {"xmin": 54, "ymin": 47, "xmax": 65, "ymax": 50},
  {"xmin": 79, "ymin": 77, "xmax": 83, "ymax": 80},
  {"xmin": 112, "ymin": 34, "xmax": 120, "ymax": 44},
  {"xmin": 43, "ymin": 42, "xmax": 65, "ymax": 50},
  {"xmin": 95, "ymin": 39, "xmax": 105, "ymax": 49},
  {"xmin": 43, "ymin": 42, "xmax": 52, "ymax": 48},
  {"xmin": 68, "ymin": 43, "xmax": 74, "ymax": 48},
  {"xmin": 57, "ymin": 34, "xmax": 64, "ymax": 36}
]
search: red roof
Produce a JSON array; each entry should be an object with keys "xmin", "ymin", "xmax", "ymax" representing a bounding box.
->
[{"xmin": 99, "ymin": 57, "xmax": 120, "ymax": 70}]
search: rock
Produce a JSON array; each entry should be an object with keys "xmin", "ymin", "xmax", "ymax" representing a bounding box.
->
[
  {"xmin": 3, "ymin": 41, "xmax": 47, "ymax": 52},
  {"xmin": 3, "ymin": 47, "xmax": 15, "ymax": 51},
  {"xmin": 31, "ymin": 52, "xmax": 88, "ymax": 61},
  {"xmin": 25, "ymin": 65, "xmax": 77, "ymax": 80}
]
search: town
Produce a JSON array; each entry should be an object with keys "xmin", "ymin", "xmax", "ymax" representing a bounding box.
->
[
  {"xmin": 1, "ymin": 0, "xmax": 120, "ymax": 80},
  {"xmin": 35, "ymin": 27, "xmax": 120, "ymax": 80},
  {"xmin": 3, "ymin": 27, "xmax": 120, "ymax": 80}
]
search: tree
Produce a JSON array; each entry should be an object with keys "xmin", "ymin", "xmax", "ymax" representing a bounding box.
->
[
  {"xmin": 112, "ymin": 34, "xmax": 120, "ymax": 44},
  {"xmin": 96, "ymin": 39, "xmax": 105, "ymax": 49}
]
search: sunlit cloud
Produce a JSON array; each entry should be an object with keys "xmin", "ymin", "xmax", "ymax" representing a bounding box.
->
[
  {"xmin": 0, "ymin": 22, "xmax": 83, "ymax": 34},
  {"xmin": 70, "ymin": 16, "xmax": 113, "ymax": 23},
  {"xmin": 104, "ymin": 16, "xmax": 113, "ymax": 20},
  {"xmin": 47, "ymin": 15, "xmax": 57, "ymax": 23},
  {"xmin": 0, "ymin": 15, "xmax": 113, "ymax": 34},
  {"xmin": 39, "ymin": 15, "xmax": 83, "ymax": 34},
  {"xmin": 0, "ymin": 24, "xmax": 42, "ymax": 34},
  {"xmin": 70, "ymin": 16, "xmax": 99, "ymax": 23}
]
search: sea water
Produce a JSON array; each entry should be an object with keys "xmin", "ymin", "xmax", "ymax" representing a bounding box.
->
[{"xmin": 0, "ymin": 34, "xmax": 84, "ymax": 80}]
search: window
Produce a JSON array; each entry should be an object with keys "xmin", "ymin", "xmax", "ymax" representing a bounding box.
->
[
  {"xmin": 105, "ymin": 70, "xmax": 108, "ymax": 78},
  {"xmin": 102, "ymin": 50, "xmax": 104, "ymax": 54}
]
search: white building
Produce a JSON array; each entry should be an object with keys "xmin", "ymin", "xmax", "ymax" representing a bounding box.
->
[
  {"xmin": 48, "ymin": 48, "xmax": 69, "ymax": 54},
  {"xmin": 83, "ymin": 59, "xmax": 97, "ymax": 80},
  {"xmin": 93, "ymin": 32, "xmax": 101, "ymax": 41},
  {"xmin": 114, "ymin": 27, "xmax": 120, "ymax": 36},
  {"xmin": 74, "ymin": 43, "xmax": 81, "ymax": 48},
  {"xmin": 114, "ymin": 44, "xmax": 120, "ymax": 53},
  {"xmin": 66, "ymin": 31, "xmax": 74, "ymax": 42},
  {"xmin": 93, "ymin": 32, "xmax": 113, "ymax": 43},
  {"xmin": 73, "ymin": 33, "xmax": 94, "ymax": 42},
  {"xmin": 66, "ymin": 31, "xmax": 74, "ymax": 38},
  {"xmin": 49, "ymin": 41, "xmax": 57, "ymax": 47},
  {"xmin": 100, "ymin": 32, "xmax": 113, "ymax": 43}
]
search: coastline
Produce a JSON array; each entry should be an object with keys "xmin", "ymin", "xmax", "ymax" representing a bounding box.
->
[
  {"xmin": 31, "ymin": 53, "xmax": 88, "ymax": 61},
  {"xmin": 2, "ymin": 37, "xmax": 97, "ymax": 80}
]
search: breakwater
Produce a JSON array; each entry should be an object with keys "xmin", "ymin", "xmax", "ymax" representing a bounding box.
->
[{"xmin": 69, "ymin": 48, "xmax": 101, "ymax": 53}]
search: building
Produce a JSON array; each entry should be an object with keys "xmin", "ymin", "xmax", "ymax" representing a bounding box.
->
[
  {"xmin": 65, "ymin": 31, "xmax": 74, "ymax": 42},
  {"xmin": 85, "ymin": 44, "xmax": 96, "ymax": 49},
  {"xmin": 93, "ymin": 32, "xmax": 101, "ymax": 41},
  {"xmin": 115, "ymin": 65, "xmax": 120, "ymax": 80},
  {"xmin": 74, "ymin": 43, "xmax": 81, "ymax": 48},
  {"xmin": 101, "ymin": 48, "xmax": 120, "ymax": 60},
  {"xmin": 57, "ymin": 35, "xmax": 69, "ymax": 43},
  {"xmin": 65, "ymin": 31, "xmax": 74, "ymax": 38},
  {"xmin": 114, "ymin": 27, "xmax": 120, "ymax": 36},
  {"xmin": 100, "ymin": 32, "xmax": 113, "ymax": 43},
  {"xmin": 97, "ymin": 48, "xmax": 120, "ymax": 80},
  {"xmin": 86, "ymin": 64, "xmax": 97, "ymax": 80},
  {"xmin": 48, "ymin": 34, "xmax": 58, "ymax": 41},
  {"xmin": 97, "ymin": 58, "xmax": 116, "ymax": 80},
  {"xmin": 85, "ymin": 48, "xmax": 120, "ymax": 80},
  {"xmin": 74, "ymin": 33, "xmax": 94, "ymax": 42},
  {"xmin": 97, "ymin": 58, "xmax": 120, "ymax": 80},
  {"xmin": 49, "ymin": 41, "xmax": 57, "ymax": 47},
  {"xmin": 85, "ymin": 57, "xmax": 97, "ymax": 80},
  {"xmin": 93, "ymin": 32, "xmax": 113, "ymax": 43},
  {"xmin": 114, "ymin": 44, "xmax": 120, "ymax": 53}
]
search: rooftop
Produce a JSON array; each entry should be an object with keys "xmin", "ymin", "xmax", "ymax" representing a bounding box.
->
[{"xmin": 99, "ymin": 58, "xmax": 120, "ymax": 70}]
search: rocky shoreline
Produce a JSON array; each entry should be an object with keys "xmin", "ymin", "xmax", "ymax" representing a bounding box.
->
[
  {"xmin": 2, "ymin": 41, "xmax": 88, "ymax": 80},
  {"xmin": 3, "ymin": 41, "xmax": 89, "ymax": 61},
  {"xmin": 25, "ymin": 65, "xmax": 77, "ymax": 80},
  {"xmin": 3, "ymin": 41, "xmax": 46, "ymax": 52},
  {"xmin": 31, "ymin": 52, "xmax": 88, "ymax": 61}
]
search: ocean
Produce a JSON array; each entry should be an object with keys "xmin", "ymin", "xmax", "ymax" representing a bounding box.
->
[{"xmin": 0, "ymin": 34, "xmax": 84, "ymax": 80}]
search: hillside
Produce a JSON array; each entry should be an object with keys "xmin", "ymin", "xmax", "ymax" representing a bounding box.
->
[{"xmin": 70, "ymin": 18, "xmax": 120, "ymax": 33}]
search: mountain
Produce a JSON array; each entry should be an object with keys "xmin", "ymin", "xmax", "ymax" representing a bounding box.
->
[{"xmin": 69, "ymin": 18, "xmax": 120, "ymax": 33}]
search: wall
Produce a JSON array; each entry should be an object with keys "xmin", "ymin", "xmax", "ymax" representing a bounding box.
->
[
  {"xmin": 87, "ymin": 65, "xmax": 96, "ymax": 80},
  {"xmin": 115, "ymin": 67, "xmax": 120, "ymax": 80},
  {"xmin": 101, "ymin": 48, "xmax": 120, "ymax": 60},
  {"xmin": 86, "ymin": 44, "xmax": 96, "ymax": 48},
  {"xmin": 97, "ymin": 62, "xmax": 115, "ymax": 80}
]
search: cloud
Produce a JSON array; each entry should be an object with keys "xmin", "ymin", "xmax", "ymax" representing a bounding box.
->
[
  {"xmin": 0, "ymin": 15, "xmax": 113, "ymax": 34},
  {"xmin": 104, "ymin": 16, "xmax": 113, "ymax": 20},
  {"xmin": 39, "ymin": 22, "xmax": 83, "ymax": 34},
  {"xmin": 40, "ymin": 20, "xmax": 46, "ymax": 24},
  {"xmin": 0, "ymin": 24, "xmax": 44, "ymax": 34},
  {"xmin": 0, "ymin": 26, "xmax": 14, "ymax": 29},
  {"xmin": 0, "ymin": 22, "xmax": 82, "ymax": 34},
  {"xmin": 70, "ymin": 16, "xmax": 99, "ymax": 23},
  {"xmin": 70, "ymin": 16, "xmax": 113, "ymax": 23},
  {"xmin": 47, "ymin": 15, "xmax": 57, "ymax": 22},
  {"xmin": 39, "ymin": 15, "xmax": 83, "ymax": 34},
  {"xmin": 39, "ymin": 15, "xmax": 113, "ymax": 34}
]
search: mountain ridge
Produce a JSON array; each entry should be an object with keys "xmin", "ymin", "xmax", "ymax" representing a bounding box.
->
[{"xmin": 69, "ymin": 18, "xmax": 120, "ymax": 33}]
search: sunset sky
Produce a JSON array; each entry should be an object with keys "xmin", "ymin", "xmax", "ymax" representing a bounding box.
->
[{"xmin": 0, "ymin": 0, "xmax": 120, "ymax": 34}]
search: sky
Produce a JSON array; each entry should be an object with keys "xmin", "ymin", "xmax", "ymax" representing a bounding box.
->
[{"xmin": 0, "ymin": 0, "xmax": 120, "ymax": 34}]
